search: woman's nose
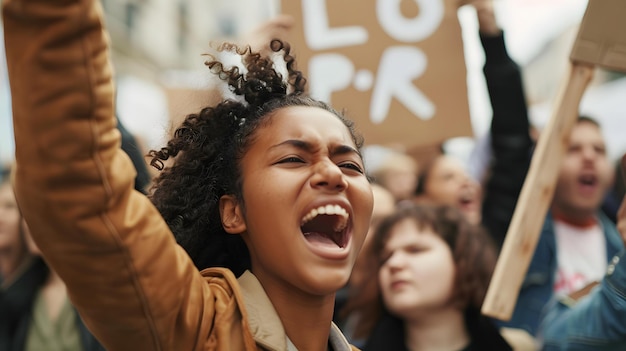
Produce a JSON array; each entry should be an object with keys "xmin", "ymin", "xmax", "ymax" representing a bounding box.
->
[
  {"xmin": 310, "ymin": 159, "xmax": 348, "ymax": 192},
  {"xmin": 385, "ymin": 251, "xmax": 406, "ymax": 271}
]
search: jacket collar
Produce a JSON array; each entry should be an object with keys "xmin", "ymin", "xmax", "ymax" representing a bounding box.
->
[{"xmin": 237, "ymin": 270, "xmax": 352, "ymax": 351}]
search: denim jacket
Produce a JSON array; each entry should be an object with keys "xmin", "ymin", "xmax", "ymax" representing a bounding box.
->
[
  {"xmin": 501, "ymin": 212, "xmax": 623, "ymax": 336},
  {"xmin": 538, "ymin": 250, "xmax": 626, "ymax": 350}
]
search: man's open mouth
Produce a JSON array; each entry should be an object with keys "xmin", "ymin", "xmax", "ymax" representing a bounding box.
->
[{"xmin": 578, "ymin": 174, "xmax": 598, "ymax": 188}]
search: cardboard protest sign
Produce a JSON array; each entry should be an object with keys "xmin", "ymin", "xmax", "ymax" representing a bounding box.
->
[
  {"xmin": 280, "ymin": 0, "xmax": 471, "ymax": 148},
  {"xmin": 570, "ymin": 0, "xmax": 626, "ymax": 70}
]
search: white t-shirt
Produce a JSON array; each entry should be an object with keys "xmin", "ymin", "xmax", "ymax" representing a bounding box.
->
[{"xmin": 553, "ymin": 219, "xmax": 606, "ymax": 296}]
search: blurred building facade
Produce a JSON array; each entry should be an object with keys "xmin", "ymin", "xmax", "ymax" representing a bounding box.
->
[
  {"xmin": 95, "ymin": 0, "xmax": 277, "ymax": 151},
  {"xmin": 101, "ymin": 0, "xmax": 276, "ymax": 80}
]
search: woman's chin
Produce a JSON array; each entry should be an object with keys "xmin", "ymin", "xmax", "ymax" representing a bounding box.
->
[{"xmin": 301, "ymin": 269, "xmax": 351, "ymax": 296}]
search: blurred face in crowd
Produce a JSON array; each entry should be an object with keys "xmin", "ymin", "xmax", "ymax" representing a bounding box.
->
[
  {"xmin": 420, "ymin": 156, "xmax": 482, "ymax": 225},
  {"xmin": 0, "ymin": 182, "xmax": 22, "ymax": 254},
  {"xmin": 552, "ymin": 120, "xmax": 613, "ymax": 219},
  {"xmin": 378, "ymin": 218, "xmax": 456, "ymax": 318},
  {"xmin": 376, "ymin": 154, "xmax": 419, "ymax": 202},
  {"xmin": 21, "ymin": 218, "xmax": 41, "ymax": 256},
  {"xmin": 0, "ymin": 181, "xmax": 30, "ymax": 280}
]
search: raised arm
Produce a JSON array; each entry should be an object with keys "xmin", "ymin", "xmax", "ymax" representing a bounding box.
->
[
  {"xmin": 467, "ymin": 0, "xmax": 533, "ymax": 249},
  {"xmin": 3, "ymin": 0, "xmax": 217, "ymax": 349}
]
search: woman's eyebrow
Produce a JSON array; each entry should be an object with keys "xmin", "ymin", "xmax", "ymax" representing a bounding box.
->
[
  {"xmin": 270, "ymin": 139, "xmax": 313, "ymax": 152},
  {"xmin": 331, "ymin": 144, "xmax": 363, "ymax": 160}
]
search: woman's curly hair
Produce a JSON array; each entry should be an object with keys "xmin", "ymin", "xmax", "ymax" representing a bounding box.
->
[{"xmin": 148, "ymin": 40, "xmax": 363, "ymax": 276}]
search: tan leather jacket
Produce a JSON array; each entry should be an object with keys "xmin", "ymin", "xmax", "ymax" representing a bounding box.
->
[{"xmin": 3, "ymin": 0, "xmax": 356, "ymax": 350}]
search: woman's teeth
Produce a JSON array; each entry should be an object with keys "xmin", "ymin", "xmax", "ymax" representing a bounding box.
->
[{"xmin": 301, "ymin": 204, "xmax": 349, "ymax": 232}]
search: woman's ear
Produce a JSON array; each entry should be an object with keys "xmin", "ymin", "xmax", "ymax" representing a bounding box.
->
[{"xmin": 219, "ymin": 195, "xmax": 247, "ymax": 234}]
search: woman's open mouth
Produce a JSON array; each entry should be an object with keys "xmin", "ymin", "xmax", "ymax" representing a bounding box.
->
[{"xmin": 300, "ymin": 204, "xmax": 352, "ymax": 259}]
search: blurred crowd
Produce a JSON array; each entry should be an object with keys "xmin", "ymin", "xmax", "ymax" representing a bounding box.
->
[{"xmin": 2, "ymin": 0, "xmax": 626, "ymax": 350}]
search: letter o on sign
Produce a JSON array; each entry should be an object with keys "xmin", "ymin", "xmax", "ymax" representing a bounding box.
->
[{"xmin": 377, "ymin": 0, "xmax": 444, "ymax": 42}]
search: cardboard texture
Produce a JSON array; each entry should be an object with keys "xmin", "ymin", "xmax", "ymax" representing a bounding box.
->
[
  {"xmin": 164, "ymin": 87, "xmax": 221, "ymax": 138},
  {"xmin": 483, "ymin": 0, "xmax": 626, "ymax": 321},
  {"xmin": 280, "ymin": 0, "xmax": 471, "ymax": 148},
  {"xmin": 570, "ymin": 0, "xmax": 626, "ymax": 72}
]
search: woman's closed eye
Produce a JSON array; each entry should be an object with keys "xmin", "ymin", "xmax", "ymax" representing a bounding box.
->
[
  {"xmin": 406, "ymin": 245, "xmax": 425, "ymax": 254},
  {"xmin": 276, "ymin": 156, "xmax": 305, "ymax": 164},
  {"xmin": 339, "ymin": 162, "xmax": 364, "ymax": 174}
]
